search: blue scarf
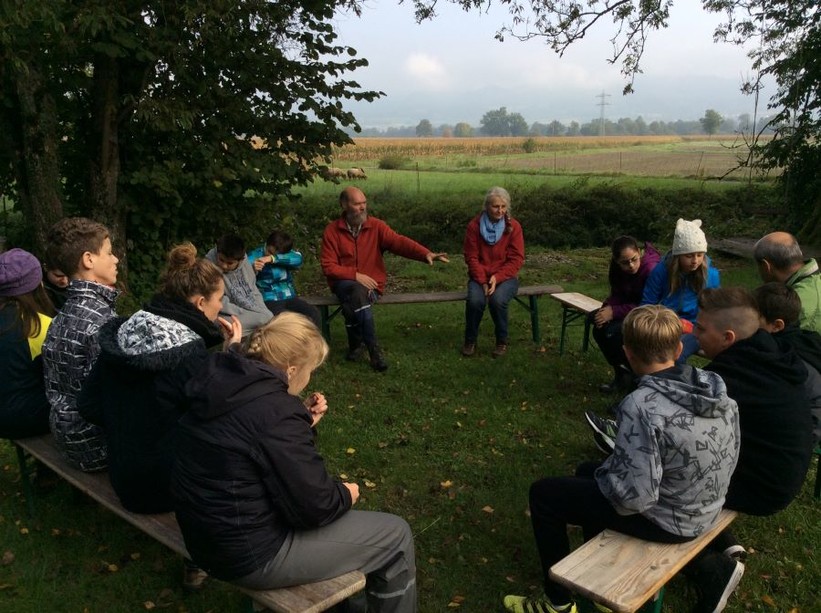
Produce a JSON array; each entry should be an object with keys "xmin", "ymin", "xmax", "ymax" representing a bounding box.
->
[{"xmin": 479, "ymin": 212, "xmax": 505, "ymax": 245}]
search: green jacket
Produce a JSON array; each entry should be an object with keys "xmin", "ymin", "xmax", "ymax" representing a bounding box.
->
[{"xmin": 787, "ymin": 258, "xmax": 821, "ymax": 333}]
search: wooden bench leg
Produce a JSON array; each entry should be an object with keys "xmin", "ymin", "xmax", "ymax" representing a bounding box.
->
[
  {"xmin": 645, "ymin": 585, "xmax": 665, "ymax": 613},
  {"xmin": 14, "ymin": 444, "xmax": 36, "ymax": 517},
  {"xmin": 512, "ymin": 295, "xmax": 542, "ymax": 344},
  {"xmin": 319, "ymin": 305, "xmax": 331, "ymax": 342},
  {"xmin": 582, "ymin": 316, "xmax": 592, "ymax": 352}
]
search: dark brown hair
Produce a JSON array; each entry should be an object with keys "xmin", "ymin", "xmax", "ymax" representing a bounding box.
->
[{"xmin": 45, "ymin": 217, "xmax": 110, "ymax": 278}]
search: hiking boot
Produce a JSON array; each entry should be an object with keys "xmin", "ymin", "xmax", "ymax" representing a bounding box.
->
[
  {"xmin": 182, "ymin": 564, "xmax": 208, "ymax": 592},
  {"xmin": 346, "ymin": 343, "xmax": 366, "ymax": 362},
  {"xmin": 503, "ymin": 594, "xmax": 577, "ymax": 613},
  {"xmin": 461, "ymin": 342, "xmax": 476, "ymax": 357},
  {"xmin": 584, "ymin": 411, "xmax": 618, "ymax": 454},
  {"xmin": 692, "ymin": 552, "xmax": 744, "ymax": 613},
  {"xmin": 368, "ymin": 345, "xmax": 388, "ymax": 372},
  {"xmin": 492, "ymin": 342, "xmax": 508, "ymax": 358}
]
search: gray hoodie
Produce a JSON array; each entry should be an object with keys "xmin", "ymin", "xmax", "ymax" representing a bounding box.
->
[
  {"xmin": 204, "ymin": 247, "xmax": 272, "ymax": 333},
  {"xmin": 596, "ymin": 364, "xmax": 740, "ymax": 537}
]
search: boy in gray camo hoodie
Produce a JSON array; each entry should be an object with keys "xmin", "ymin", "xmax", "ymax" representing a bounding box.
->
[{"xmin": 504, "ymin": 305, "xmax": 740, "ymax": 613}]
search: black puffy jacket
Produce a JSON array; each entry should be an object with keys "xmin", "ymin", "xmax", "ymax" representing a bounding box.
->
[{"xmin": 171, "ymin": 349, "xmax": 351, "ymax": 581}]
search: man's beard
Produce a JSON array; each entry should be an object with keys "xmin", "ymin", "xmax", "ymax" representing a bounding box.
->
[{"xmin": 346, "ymin": 211, "xmax": 367, "ymax": 227}]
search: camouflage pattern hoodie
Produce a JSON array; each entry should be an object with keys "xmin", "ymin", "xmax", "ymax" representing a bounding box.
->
[{"xmin": 595, "ymin": 364, "xmax": 740, "ymax": 537}]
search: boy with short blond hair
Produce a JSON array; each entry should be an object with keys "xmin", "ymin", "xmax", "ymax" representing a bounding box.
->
[
  {"xmin": 42, "ymin": 217, "xmax": 119, "ymax": 471},
  {"xmin": 505, "ymin": 305, "xmax": 741, "ymax": 613}
]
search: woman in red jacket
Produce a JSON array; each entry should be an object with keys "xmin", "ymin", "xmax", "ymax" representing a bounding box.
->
[{"xmin": 462, "ymin": 187, "xmax": 525, "ymax": 358}]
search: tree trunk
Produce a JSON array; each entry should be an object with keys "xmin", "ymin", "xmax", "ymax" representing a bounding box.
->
[
  {"xmin": 11, "ymin": 63, "xmax": 64, "ymax": 257},
  {"xmin": 88, "ymin": 53, "xmax": 128, "ymax": 288}
]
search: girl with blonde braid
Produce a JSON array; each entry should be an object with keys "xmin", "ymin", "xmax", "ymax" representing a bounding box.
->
[{"xmin": 172, "ymin": 312, "xmax": 417, "ymax": 613}]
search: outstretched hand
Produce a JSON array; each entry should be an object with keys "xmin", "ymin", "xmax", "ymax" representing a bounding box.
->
[{"xmin": 426, "ymin": 252, "xmax": 450, "ymax": 265}]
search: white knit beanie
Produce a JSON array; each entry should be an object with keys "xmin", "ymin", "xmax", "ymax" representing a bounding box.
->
[{"xmin": 671, "ymin": 218, "xmax": 708, "ymax": 255}]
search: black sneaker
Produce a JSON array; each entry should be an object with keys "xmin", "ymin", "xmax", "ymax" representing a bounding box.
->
[
  {"xmin": 584, "ymin": 411, "xmax": 617, "ymax": 454},
  {"xmin": 692, "ymin": 552, "xmax": 744, "ymax": 613}
]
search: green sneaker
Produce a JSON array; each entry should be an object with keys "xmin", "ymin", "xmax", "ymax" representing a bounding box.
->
[{"xmin": 503, "ymin": 594, "xmax": 578, "ymax": 613}]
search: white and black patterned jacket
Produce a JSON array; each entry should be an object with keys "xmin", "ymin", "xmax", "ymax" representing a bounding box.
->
[{"xmin": 42, "ymin": 280, "xmax": 118, "ymax": 472}]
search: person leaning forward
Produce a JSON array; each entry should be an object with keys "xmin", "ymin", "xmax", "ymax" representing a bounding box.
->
[{"xmin": 320, "ymin": 187, "xmax": 449, "ymax": 371}]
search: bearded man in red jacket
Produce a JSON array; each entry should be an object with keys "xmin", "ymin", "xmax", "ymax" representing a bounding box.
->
[{"xmin": 320, "ymin": 187, "xmax": 449, "ymax": 371}]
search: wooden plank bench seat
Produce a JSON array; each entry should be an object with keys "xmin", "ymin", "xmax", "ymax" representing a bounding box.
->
[
  {"xmin": 304, "ymin": 284, "xmax": 564, "ymax": 344},
  {"xmin": 549, "ymin": 509, "xmax": 738, "ymax": 613},
  {"xmin": 549, "ymin": 292, "xmax": 604, "ymax": 355},
  {"xmin": 13, "ymin": 434, "xmax": 365, "ymax": 613}
]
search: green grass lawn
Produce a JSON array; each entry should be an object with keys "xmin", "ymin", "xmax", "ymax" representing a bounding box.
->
[{"xmin": 1, "ymin": 249, "xmax": 817, "ymax": 612}]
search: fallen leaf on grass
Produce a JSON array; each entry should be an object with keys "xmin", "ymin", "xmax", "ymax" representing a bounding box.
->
[
  {"xmin": 447, "ymin": 594, "xmax": 465, "ymax": 607},
  {"xmin": 482, "ymin": 505, "xmax": 494, "ymax": 514},
  {"xmin": 107, "ymin": 563, "xmax": 119, "ymax": 573},
  {"xmin": 761, "ymin": 594, "xmax": 776, "ymax": 607},
  {"xmin": 0, "ymin": 583, "xmax": 15, "ymax": 590},
  {"xmin": 144, "ymin": 602, "xmax": 156, "ymax": 610},
  {"xmin": 346, "ymin": 448, "xmax": 356, "ymax": 455},
  {"xmin": 130, "ymin": 552, "xmax": 141, "ymax": 561},
  {"xmin": 377, "ymin": 441, "xmax": 388, "ymax": 449},
  {"xmin": 364, "ymin": 480, "xmax": 376, "ymax": 489},
  {"xmin": 440, "ymin": 480, "xmax": 453, "ymax": 489},
  {"xmin": 18, "ymin": 527, "xmax": 28, "ymax": 535},
  {"xmin": 1, "ymin": 551, "xmax": 13, "ymax": 565}
]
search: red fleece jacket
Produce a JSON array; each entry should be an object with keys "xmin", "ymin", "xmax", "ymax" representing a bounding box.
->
[
  {"xmin": 463, "ymin": 214, "xmax": 525, "ymax": 285},
  {"xmin": 320, "ymin": 216, "xmax": 430, "ymax": 294}
]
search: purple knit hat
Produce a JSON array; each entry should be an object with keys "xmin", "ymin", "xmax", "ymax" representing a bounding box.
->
[{"xmin": 0, "ymin": 248, "xmax": 43, "ymax": 297}]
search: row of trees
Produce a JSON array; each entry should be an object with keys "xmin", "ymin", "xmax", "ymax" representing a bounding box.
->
[{"xmin": 359, "ymin": 109, "xmax": 771, "ymax": 138}]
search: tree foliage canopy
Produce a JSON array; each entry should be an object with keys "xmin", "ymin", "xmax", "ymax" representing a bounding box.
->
[
  {"xmin": 480, "ymin": 106, "xmax": 529, "ymax": 136},
  {"xmin": 0, "ymin": 0, "xmax": 380, "ymax": 293}
]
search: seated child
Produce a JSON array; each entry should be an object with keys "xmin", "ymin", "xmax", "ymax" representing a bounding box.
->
[
  {"xmin": 0, "ymin": 248, "xmax": 55, "ymax": 439},
  {"xmin": 172, "ymin": 313, "xmax": 416, "ymax": 612},
  {"xmin": 42, "ymin": 217, "xmax": 119, "ymax": 471},
  {"xmin": 205, "ymin": 234, "xmax": 272, "ymax": 334},
  {"xmin": 641, "ymin": 219, "xmax": 720, "ymax": 363},
  {"xmin": 754, "ymin": 282, "xmax": 821, "ymax": 445},
  {"xmin": 504, "ymin": 305, "xmax": 740, "ymax": 613},
  {"xmin": 247, "ymin": 230, "xmax": 320, "ymax": 328},
  {"xmin": 43, "ymin": 264, "xmax": 69, "ymax": 311},
  {"xmin": 79, "ymin": 243, "xmax": 241, "ymax": 514}
]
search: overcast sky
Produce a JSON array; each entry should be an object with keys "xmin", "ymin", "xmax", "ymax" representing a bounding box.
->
[{"xmin": 332, "ymin": 2, "xmax": 769, "ymax": 129}]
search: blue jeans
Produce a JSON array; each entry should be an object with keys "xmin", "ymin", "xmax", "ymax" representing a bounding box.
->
[
  {"xmin": 464, "ymin": 278, "xmax": 519, "ymax": 344},
  {"xmin": 333, "ymin": 280, "xmax": 379, "ymax": 348}
]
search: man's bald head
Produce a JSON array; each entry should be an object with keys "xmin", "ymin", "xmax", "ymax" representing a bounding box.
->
[{"xmin": 753, "ymin": 232, "xmax": 804, "ymax": 281}]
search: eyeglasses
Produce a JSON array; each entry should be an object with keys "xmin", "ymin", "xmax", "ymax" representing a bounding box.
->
[{"xmin": 617, "ymin": 254, "xmax": 640, "ymax": 267}]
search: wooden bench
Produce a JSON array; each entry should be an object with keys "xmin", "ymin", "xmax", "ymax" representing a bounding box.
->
[
  {"xmin": 305, "ymin": 284, "xmax": 564, "ymax": 344},
  {"xmin": 13, "ymin": 434, "xmax": 365, "ymax": 613},
  {"xmin": 549, "ymin": 509, "xmax": 738, "ymax": 613},
  {"xmin": 549, "ymin": 292, "xmax": 603, "ymax": 355}
]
